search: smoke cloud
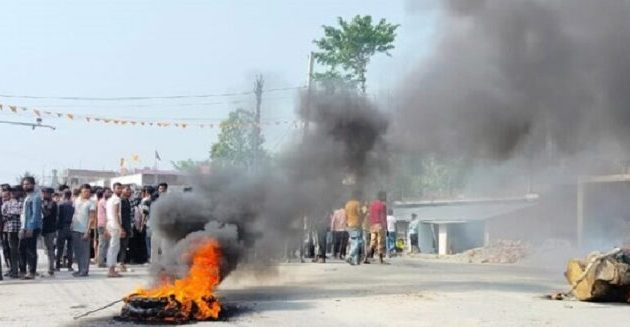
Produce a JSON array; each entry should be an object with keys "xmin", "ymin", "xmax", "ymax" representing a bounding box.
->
[
  {"xmin": 395, "ymin": 0, "xmax": 630, "ymax": 164},
  {"xmin": 149, "ymin": 91, "xmax": 389, "ymax": 280}
]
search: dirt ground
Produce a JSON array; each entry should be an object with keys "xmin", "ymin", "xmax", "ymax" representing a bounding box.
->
[{"xmin": 1, "ymin": 252, "xmax": 629, "ymax": 327}]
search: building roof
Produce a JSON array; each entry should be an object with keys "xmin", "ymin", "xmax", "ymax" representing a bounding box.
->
[
  {"xmin": 131, "ymin": 169, "xmax": 183, "ymax": 176},
  {"xmin": 64, "ymin": 169, "xmax": 118, "ymax": 177},
  {"xmin": 393, "ymin": 197, "xmax": 537, "ymax": 224}
]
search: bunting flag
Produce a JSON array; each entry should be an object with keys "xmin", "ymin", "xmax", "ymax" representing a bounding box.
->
[{"xmin": 0, "ymin": 102, "xmax": 304, "ymax": 130}]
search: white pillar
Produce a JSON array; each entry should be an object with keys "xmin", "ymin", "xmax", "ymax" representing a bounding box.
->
[{"xmin": 438, "ymin": 224, "xmax": 449, "ymax": 256}]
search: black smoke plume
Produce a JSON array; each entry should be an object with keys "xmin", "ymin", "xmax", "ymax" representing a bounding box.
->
[
  {"xmin": 395, "ymin": 0, "xmax": 630, "ymax": 164},
  {"xmin": 149, "ymin": 91, "xmax": 389, "ymax": 280}
]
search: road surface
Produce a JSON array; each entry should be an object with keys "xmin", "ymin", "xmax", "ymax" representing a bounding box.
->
[{"xmin": 1, "ymin": 253, "xmax": 628, "ymax": 326}]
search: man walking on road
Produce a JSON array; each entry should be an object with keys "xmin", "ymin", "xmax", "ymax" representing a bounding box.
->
[
  {"xmin": 71, "ymin": 184, "xmax": 96, "ymax": 277},
  {"xmin": 19, "ymin": 176, "xmax": 42, "ymax": 279},
  {"xmin": 41, "ymin": 188, "xmax": 57, "ymax": 276},
  {"xmin": 106, "ymin": 182, "xmax": 123, "ymax": 277}
]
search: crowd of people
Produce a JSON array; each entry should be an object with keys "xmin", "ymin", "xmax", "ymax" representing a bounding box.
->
[
  {"xmin": 300, "ymin": 190, "xmax": 422, "ymax": 266},
  {"xmin": 0, "ymin": 176, "xmax": 169, "ymax": 280}
]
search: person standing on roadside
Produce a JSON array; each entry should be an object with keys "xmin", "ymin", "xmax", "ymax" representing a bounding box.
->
[
  {"xmin": 0, "ymin": 184, "xmax": 10, "ymax": 273},
  {"xmin": 106, "ymin": 182, "xmax": 123, "ymax": 277},
  {"xmin": 19, "ymin": 176, "xmax": 42, "ymax": 279},
  {"xmin": 157, "ymin": 183, "xmax": 168, "ymax": 195},
  {"xmin": 96, "ymin": 187, "xmax": 111, "ymax": 267},
  {"xmin": 41, "ymin": 188, "xmax": 58, "ymax": 276},
  {"xmin": 56, "ymin": 190, "xmax": 74, "ymax": 271},
  {"xmin": 386, "ymin": 209, "xmax": 398, "ymax": 258},
  {"xmin": 312, "ymin": 210, "xmax": 330, "ymax": 264},
  {"xmin": 1, "ymin": 187, "xmax": 22, "ymax": 279},
  {"xmin": 344, "ymin": 190, "xmax": 364, "ymax": 266},
  {"xmin": 408, "ymin": 213, "xmax": 421, "ymax": 254},
  {"xmin": 330, "ymin": 207, "xmax": 347, "ymax": 259},
  {"xmin": 118, "ymin": 185, "xmax": 133, "ymax": 272},
  {"xmin": 140, "ymin": 185, "xmax": 154, "ymax": 262},
  {"xmin": 150, "ymin": 183, "xmax": 167, "ymax": 263},
  {"xmin": 365, "ymin": 191, "xmax": 387, "ymax": 265},
  {"xmin": 71, "ymin": 184, "xmax": 96, "ymax": 277}
]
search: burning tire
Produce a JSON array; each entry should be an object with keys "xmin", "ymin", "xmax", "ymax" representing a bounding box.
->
[{"xmin": 121, "ymin": 294, "xmax": 220, "ymax": 323}]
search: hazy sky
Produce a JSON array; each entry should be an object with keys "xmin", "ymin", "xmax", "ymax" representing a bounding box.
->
[{"xmin": 0, "ymin": 0, "xmax": 437, "ymax": 183}]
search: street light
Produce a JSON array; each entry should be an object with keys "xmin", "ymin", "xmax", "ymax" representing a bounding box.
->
[{"xmin": 0, "ymin": 118, "xmax": 56, "ymax": 130}]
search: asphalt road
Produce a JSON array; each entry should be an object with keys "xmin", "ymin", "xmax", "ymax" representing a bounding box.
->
[{"xmin": 1, "ymin": 252, "xmax": 628, "ymax": 327}]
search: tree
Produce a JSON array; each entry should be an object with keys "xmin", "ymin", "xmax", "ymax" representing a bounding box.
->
[
  {"xmin": 172, "ymin": 159, "xmax": 210, "ymax": 173},
  {"xmin": 313, "ymin": 15, "xmax": 399, "ymax": 94},
  {"xmin": 210, "ymin": 108, "xmax": 267, "ymax": 169},
  {"xmin": 390, "ymin": 155, "xmax": 468, "ymax": 201}
]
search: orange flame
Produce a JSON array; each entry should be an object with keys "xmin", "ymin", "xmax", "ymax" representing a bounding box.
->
[{"xmin": 128, "ymin": 239, "xmax": 222, "ymax": 321}]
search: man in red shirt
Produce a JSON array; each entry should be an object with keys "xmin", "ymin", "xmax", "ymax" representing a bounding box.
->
[{"xmin": 365, "ymin": 191, "xmax": 387, "ymax": 264}]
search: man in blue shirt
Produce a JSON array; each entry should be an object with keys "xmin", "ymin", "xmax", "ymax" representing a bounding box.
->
[{"xmin": 19, "ymin": 176, "xmax": 42, "ymax": 280}]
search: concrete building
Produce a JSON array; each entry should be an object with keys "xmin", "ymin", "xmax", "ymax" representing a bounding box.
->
[
  {"xmin": 108, "ymin": 169, "xmax": 189, "ymax": 191},
  {"xmin": 59, "ymin": 169, "xmax": 119, "ymax": 189},
  {"xmin": 394, "ymin": 195, "xmax": 538, "ymax": 255}
]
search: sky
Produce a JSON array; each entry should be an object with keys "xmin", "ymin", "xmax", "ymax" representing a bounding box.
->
[{"xmin": 0, "ymin": 0, "xmax": 437, "ymax": 183}]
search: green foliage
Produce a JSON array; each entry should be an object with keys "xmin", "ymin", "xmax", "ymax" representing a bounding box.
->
[
  {"xmin": 171, "ymin": 159, "xmax": 210, "ymax": 173},
  {"xmin": 210, "ymin": 109, "xmax": 267, "ymax": 169},
  {"xmin": 392, "ymin": 155, "xmax": 468, "ymax": 200},
  {"xmin": 313, "ymin": 15, "xmax": 399, "ymax": 93}
]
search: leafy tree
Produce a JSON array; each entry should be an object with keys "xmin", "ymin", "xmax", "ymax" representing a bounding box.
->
[
  {"xmin": 391, "ymin": 155, "xmax": 468, "ymax": 201},
  {"xmin": 313, "ymin": 15, "xmax": 399, "ymax": 93},
  {"xmin": 171, "ymin": 159, "xmax": 210, "ymax": 173},
  {"xmin": 210, "ymin": 109, "xmax": 267, "ymax": 169}
]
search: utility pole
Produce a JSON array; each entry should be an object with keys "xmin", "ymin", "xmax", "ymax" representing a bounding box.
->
[
  {"xmin": 253, "ymin": 74, "xmax": 264, "ymax": 168},
  {"xmin": 302, "ymin": 52, "xmax": 315, "ymax": 141}
]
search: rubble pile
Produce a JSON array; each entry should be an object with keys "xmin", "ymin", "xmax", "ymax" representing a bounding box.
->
[{"xmin": 458, "ymin": 240, "xmax": 530, "ymax": 264}]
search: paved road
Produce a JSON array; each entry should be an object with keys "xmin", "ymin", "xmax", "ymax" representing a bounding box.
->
[{"xmin": 1, "ymin": 252, "xmax": 628, "ymax": 326}]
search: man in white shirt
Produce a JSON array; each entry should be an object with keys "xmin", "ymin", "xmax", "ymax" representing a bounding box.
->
[
  {"xmin": 71, "ymin": 184, "xmax": 96, "ymax": 277},
  {"xmin": 105, "ymin": 182, "xmax": 124, "ymax": 277},
  {"xmin": 408, "ymin": 213, "xmax": 420, "ymax": 254},
  {"xmin": 386, "ymin": 209, "xmax": 397, "ymax": 257}
]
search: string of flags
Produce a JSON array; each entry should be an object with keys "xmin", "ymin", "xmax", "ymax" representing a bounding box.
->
[{"xmin": 0, "ymin": 103, "xmax": 303, "ymax": 129}]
